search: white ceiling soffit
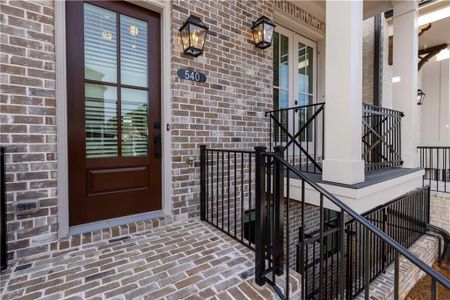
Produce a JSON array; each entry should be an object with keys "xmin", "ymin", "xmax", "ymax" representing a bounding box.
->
[{"xmin": 287, "ymin": 0, "xmax": 393, "ymax": 21}]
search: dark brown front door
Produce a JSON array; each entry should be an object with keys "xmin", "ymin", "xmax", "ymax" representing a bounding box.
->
[{"xmin": 66, "ymin": 1, "xmax": 161, "ymax": 226}]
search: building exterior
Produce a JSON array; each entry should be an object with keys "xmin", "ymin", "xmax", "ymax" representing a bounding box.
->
[{"xmin": 1, "ymin": 0, "xmax": 449, "ymax": 299}]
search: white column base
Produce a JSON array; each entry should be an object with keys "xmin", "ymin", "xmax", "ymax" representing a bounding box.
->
[
  {"xmin": 322, "ymin": 159, "xmax": 365, "ymax": 185},
  {"xmin": 401, "ymin": 152, "xmax": 419, "ymax": 169}
]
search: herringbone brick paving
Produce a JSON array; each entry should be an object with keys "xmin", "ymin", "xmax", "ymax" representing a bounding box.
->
[{"xmin": 0, "ymin": 220, "xmax": 299, "ymax": 299}]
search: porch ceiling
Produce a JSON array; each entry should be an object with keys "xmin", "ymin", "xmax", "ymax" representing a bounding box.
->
[
  {"xmin": 291, "ymin": 0, "xmax": 448, "ymax": 21},
  {"xmin": 289, "ymin": 0, "xmax": 392, "ymax": 20}
]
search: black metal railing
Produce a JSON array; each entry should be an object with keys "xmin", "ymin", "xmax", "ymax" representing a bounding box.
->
[
  {"xmin": 253, "ymin": 150, "xmax": 450, "ymax": 300},
  {"xmin": 418, "ymin": 146, "xmax": 450, "ymax": 193},
  {"xmin": 362, "ymin": 104, "xmax": 403, "ymax": 171},
  {"xmin": 1, "ymin": 146, "xmax": 6, "ymax": 270},
  {"xmin": 199, "ymin": 145, "xmax": 257, "ymax": 249},
  {"xmin": 266, "ymin": 103, "xmax": 325, "ymax": 174},
  {"xmin": 345, "ymin": 187, "xmax": 430, "ymax": 298}
]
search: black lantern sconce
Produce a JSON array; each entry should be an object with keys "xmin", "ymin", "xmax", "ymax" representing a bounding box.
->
[
  {"xmin": 417, "ymin": 89, "xmax": 426, "ymax": 105},
  {"xmin": 251, "ymin": 16, "xmax": 276, "ymax": 49},
  {"xmin": 179, "ymin": 15, "xmax": 208, "ymax": 57}
]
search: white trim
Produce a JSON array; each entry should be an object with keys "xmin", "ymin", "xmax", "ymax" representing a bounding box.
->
[
  {"xmin": 289, "ymin": 169, "xmax": 424, "ymax": 213},
  {"xmin": 274, "ymin": 8, "xmax": 325, "ymax": 42},
  {"xmin": 55, "ymin": 1, "xmax": 69, "ymax": 238},
  {"xmin": 55, "ymin": 0, "xmax": 172, "ymax": 238},
  {"xmin": 69, "ymin": 210, "xmax": 165, "ymax": 236}
]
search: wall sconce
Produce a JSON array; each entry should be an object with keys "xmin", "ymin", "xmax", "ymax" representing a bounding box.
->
[
  {"xmin": 417, "ymin": 89, "xmax": 425, "ymax": 105},
  {"xmin": 179, "ymin": 15, "xmax": 208, "ymax": 57},
  {"xmin": 251, "ymin": 16, "xmax": 276, "ymax": 49}
]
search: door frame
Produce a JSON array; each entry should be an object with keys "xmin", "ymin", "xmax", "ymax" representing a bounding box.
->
[{"xmin": 55, "ymin": 0, "xmax": 172, "ymax": 237}]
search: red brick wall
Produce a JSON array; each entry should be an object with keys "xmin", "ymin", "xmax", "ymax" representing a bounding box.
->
[
  {"xmin": 1, "ymin": 0, "xmax": 57, "ymax": 260},
  {"xmin": 170, "ymin": 0, "xmax": 274, "ymax": 220}
]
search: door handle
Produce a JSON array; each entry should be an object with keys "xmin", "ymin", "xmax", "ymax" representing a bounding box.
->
[{"xmin": 153, "ymin": 133, "xmax": 161, "ymax": 159}]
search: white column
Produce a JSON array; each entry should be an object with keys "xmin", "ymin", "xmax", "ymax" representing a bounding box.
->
[
  {"xmin": 392, "ymin": 1, "xmax": 419, "ymax": 168},
  {"xmin": 322, "ymin": 0, "xmax": 365, "ymax": 185}
]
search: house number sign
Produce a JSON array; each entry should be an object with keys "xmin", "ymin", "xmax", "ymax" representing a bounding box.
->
[{"xmin": 177, "ymin": 69, "xmax": 207, "ymax": 83}]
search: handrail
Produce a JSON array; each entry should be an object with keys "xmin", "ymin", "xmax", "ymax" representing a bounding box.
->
[
  {"xmin": 265, "ymin": 152, "xmax": 450, "ymax": 290},
  {"xmin": 362, "ymin": 103, "xmax": 404, "ymax": 116},
  {"xmin": 264, "ymin": 102, "xmax": 326, "ymax": 115},
  {"xmin": 418, "ymin": 146, "xmax": 450, "ymax": 149}
]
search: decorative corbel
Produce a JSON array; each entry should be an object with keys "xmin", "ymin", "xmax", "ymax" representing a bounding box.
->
[{"xmin": 418, "ymin": 43, "xmax": 448, "ymax": 70}]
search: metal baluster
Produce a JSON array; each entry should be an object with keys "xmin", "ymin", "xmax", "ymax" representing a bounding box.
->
[
  {"xmin": 286, "ymin": 170, "xmax": 290, "ymax": 299},
  {"xmin": 255, "ymin": 147, "xmax": 267, "ymax": 286},
  {"xmin": 301, "ymin": 179, "xmax": 306, "ymax": 300},
  {"xmin": 241, "ymin": 153, "xmax": 244, "ymax": 243},
  {"xmin": 394, "ymin": 252, "xmax": 399, "ymax": 300},
  {"xmin": 364, "ymin": 227, "xmax": 370, "ymax": 300},
  {"xmin": 234, "ymin": 152, "xmax": 237, "ymax": 237},
  {"xmin": 319, "ymin": 194, "xmax": 324, "ymax": 300},
  {"xmin": 339, "ymin": 208, "xmax": 345, "ymax": 300},
  {"xmin": 431, "ymin": 278, "xmax": 437, "ymax": 300},
  {"xmin": 227, "ymin": 152, "xmax": 230, "ymax": 234},
  {"xmin": 222, "ymin": 151, "xmax": 224, "ymax": 230},
  {"xmin": 249, "ymin": 152, "xmax": 252, "ymax": 247},
  {"xmin": 216, "ymin": 151, "xmax": 219, "ymax": 227}
]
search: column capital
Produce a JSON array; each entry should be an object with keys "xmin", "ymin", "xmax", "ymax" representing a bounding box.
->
[{"xmin": 393, "ymin": 0, "xmax": 419, "ymax": 18}]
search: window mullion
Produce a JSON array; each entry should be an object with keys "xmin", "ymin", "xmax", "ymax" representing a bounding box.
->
[{"xmin": 116, "ymin": 13, "xmax": 122, "ymax": 157}]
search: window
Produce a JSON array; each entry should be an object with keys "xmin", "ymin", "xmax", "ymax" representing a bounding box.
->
[{"xmin": 83, "ymin": 3, "xmax": 149, "ymax": 158}]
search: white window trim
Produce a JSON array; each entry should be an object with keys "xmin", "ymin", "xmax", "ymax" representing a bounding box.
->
[{"xmin": 55, "ymin": 0, "xmax": 172, "ymax": 237}]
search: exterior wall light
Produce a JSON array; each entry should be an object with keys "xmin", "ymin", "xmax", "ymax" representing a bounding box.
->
[
  {"xmin": 251, "ymin": 16, "xmax": 276, "ymax": 49},
  {"xmin": 417, "ymin": 89, "xmax": 426, "ymax": 105},
  {"xmin": 179, "ymin": 15, "xmax": 208, "ymax": 57}
]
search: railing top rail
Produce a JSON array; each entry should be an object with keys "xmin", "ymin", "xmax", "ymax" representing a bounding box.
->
[
  {"xmin": 202, "ymin": 148, "xmax": 256, "ymax": 154},
  {"xmin": 363, "ymin": 105, "xmax": 404, "ymax": 117},
  {"xmin": 418, "ymin": 146, "xmax": 450, "ymax": 149},
  {"xmin": 264, "ymin": 102, "xmax": 325, "ymax": 115},
  {"xmin": 264, "ymin": 151, "xmax": 450, "ymax": 290}
]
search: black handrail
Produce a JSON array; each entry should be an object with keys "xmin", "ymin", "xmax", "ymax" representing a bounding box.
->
[
  {"xmin": 1, "ymin": 146, "xmax": 6, "ymax": 270},
  {"xmin": 265, "ymin": 102, "xmax": 326, "ymax": 115},
  {"xmin": 255, "ymin": 152, "xmax": 450, "ymax": 299}
]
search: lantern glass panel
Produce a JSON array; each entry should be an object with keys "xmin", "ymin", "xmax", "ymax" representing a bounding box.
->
[
  {"xmin": 189, "ymin": 23, "xmax": 206, "ymax": 50},
  {"xmin": 252, "ymin": 23, "xmax": 264, "ymax": 45},
  {"xmin": 180, "ymin": 26, "xmax": 190, "ymax": 52},
  {"xmin": 263, "ymin": 22, "xmax": 274, "ymax": 44}
]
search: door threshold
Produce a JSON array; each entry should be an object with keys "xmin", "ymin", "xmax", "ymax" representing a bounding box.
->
[{"xmin": 69, "ymin": 210, "xmax": 165, "ymax": 236}]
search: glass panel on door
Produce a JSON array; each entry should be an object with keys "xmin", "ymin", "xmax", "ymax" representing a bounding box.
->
[
  {"xmin": 83, "ymin": 3, "xmax": 151, "ymax": 159},
  {"xmin": 273, "ymin": 31, "xmax": 290, "ymax": 142},
  {"xmin": 297, "ymin": 42, "xmax": 314, "ymax": 142}
]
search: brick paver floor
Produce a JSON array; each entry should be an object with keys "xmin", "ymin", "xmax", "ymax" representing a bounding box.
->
[{"xmin": 0, "ymin": 220, "xmax": 300, "ymax": 299}]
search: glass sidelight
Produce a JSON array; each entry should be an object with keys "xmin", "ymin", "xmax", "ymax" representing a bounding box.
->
[
  {"xmin": 83, "ymin": 3, "xmax": 149, "ymax": 158},
  {"xmin": 272, "ymin": 26, "xmax": 317, "ymax": 145},
  {"xmin": 297, "ymin": 42, "xmax": 314, "ymax": 142}
]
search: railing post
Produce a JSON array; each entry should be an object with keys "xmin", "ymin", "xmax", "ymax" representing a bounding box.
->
[
  {"xmin": 254, "ymin": 146, "xmax": 267, "ymax": 286},
  {"xmin": 199, "ymin": 145, "xmax": 206, "ymax": 221},
  {"xmin": 1, "ymin": 147, "xmax": 6, "ymax": 271},
  {"xmin": 273, "ymin": 145, "xmax": 284, "ymax": 276}
]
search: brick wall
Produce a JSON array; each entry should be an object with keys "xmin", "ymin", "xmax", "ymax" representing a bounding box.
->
[
  {"xmin": 0, "ymin": 0, "xmax": 328, "ymax": 262},
  {"xmin": 170, "ymin": 0, "xmax": 274, "ymax": 219},
  {"xmin": 0, "ymin": 0, "xmax": 57, "ymax": 260},
  {"xmin": 430, "ymin": 192, "xmax": 450, "ymax": 233}
]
